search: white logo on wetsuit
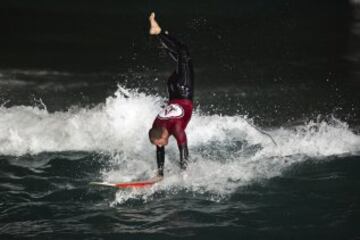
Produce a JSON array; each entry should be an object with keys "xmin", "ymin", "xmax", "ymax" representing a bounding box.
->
[{"xmin": 158, "ymin": 104, "xmax": 184, "ymax": 119}]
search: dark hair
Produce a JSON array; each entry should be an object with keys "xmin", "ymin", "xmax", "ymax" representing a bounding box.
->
[{"xmin": 149, "ymin": 127, "xmax": 164, "ymax": 140}]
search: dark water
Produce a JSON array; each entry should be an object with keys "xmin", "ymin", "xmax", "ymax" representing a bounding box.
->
[
  {"xmin": 1, "ymin": 153, "xmax": 360, "ymax": 239},
  {"xmin": 1, "ymin": 1, "xmax": 360, "ymax": 239}
]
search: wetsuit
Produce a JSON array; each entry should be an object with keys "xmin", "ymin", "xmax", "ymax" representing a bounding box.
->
[{"xmin": 152, "ymin": 31, "xmax": 194, "ymax": 176}]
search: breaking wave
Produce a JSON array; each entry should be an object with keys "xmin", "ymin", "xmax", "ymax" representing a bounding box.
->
[{"xmin": 0, "ymin": 86, "xmax": 359, "ymax": 202}]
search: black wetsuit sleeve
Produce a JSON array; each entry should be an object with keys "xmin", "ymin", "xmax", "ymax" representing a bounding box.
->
[
  {"xmin": 178, "ymin": 144, "xmax": 189, "ymax": 170},
  {"xmin": 156, "ymin": 146, "xmax": 165, "ymax": 176}
]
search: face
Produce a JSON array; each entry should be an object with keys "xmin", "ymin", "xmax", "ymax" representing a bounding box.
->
[{"xmin": 150, "ymin": 129, "xmax": 169, "ymax": 147}]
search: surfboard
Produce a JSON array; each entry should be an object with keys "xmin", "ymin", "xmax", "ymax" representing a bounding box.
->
[{"xmin": 89, "ymin": 177, "xmax": 163, "ymax": 189}]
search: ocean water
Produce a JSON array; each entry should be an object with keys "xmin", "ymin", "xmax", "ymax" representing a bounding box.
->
[
  {"xmin": 1, "ymin": 1, "xmax": 360, "ymax": 239},
  {"xmin": 0, "ymin": 86, "xmax": 359, "ymax": 239}
]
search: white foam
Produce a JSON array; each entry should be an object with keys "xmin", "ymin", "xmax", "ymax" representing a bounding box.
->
[
  {"xmin": 0, "ymin": 86, "xmax": 359, "ymax": 202},
  {"xmin": 0, "ymin": 88, "xmax": 162, "ymax": 155}
]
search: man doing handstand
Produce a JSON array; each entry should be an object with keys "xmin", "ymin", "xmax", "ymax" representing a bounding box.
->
[{"xmin": 148, "ymin": 12, "xmax": 194, "ymax": 178}]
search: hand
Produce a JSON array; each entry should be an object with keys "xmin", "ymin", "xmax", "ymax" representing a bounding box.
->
[{"xmin": 149, "ymin": 175, "xmax": 164, "ymax": 182}]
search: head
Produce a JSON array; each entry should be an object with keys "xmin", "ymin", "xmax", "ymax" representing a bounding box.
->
[{"xmin": 149, "ymin": 127, "xmax": 169, "ymax": 147}]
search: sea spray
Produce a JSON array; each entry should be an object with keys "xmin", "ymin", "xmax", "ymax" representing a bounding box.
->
[{"xmin": 0, "ymin": 86, "xmax": 359, "ymax": 203}]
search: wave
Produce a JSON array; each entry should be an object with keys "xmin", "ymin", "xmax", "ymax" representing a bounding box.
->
[
  {"xmin": 0, "ymin": 69, "xmax": 73, "ymax": 77},
  {"xmin": 0, "ymin": 86, "xmax": 359, "ymax": 202}
]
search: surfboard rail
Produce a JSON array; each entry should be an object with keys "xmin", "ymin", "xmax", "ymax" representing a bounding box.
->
[{"xmin": 89, "ymin": 177, "xmax": 163, "ymax": 189}]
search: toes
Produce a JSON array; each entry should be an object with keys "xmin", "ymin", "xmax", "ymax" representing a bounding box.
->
[{"xmin": 150, "ymin": 12, "xmax": 155, "ymax": 20}]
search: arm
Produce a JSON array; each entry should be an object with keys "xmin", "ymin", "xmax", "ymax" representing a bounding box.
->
[
  {"xmin": 173, "ymin": 125, "xmax": 189, "ymax": 170},
  {"xmin": 156, "ymin": 146, "xmax": 165, "ymax": 176},
  {"xmin": 178, "ymin": 143, "xmax": 189, "ymax": 170}
]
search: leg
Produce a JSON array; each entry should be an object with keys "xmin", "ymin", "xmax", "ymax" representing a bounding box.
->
[{"xmin": 160, "ymin": 33, "xmax": 194, "ymax": 99}]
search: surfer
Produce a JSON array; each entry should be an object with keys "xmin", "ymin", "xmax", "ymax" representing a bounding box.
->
[{"xmin": 148, "ymin": 12, "xmax": 194, "ymax": 178}]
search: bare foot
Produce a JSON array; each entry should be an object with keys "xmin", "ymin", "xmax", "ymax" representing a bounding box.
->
[{"xmin": 149, "ymin": 12, "xmax": 162, "ymax": 35}]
